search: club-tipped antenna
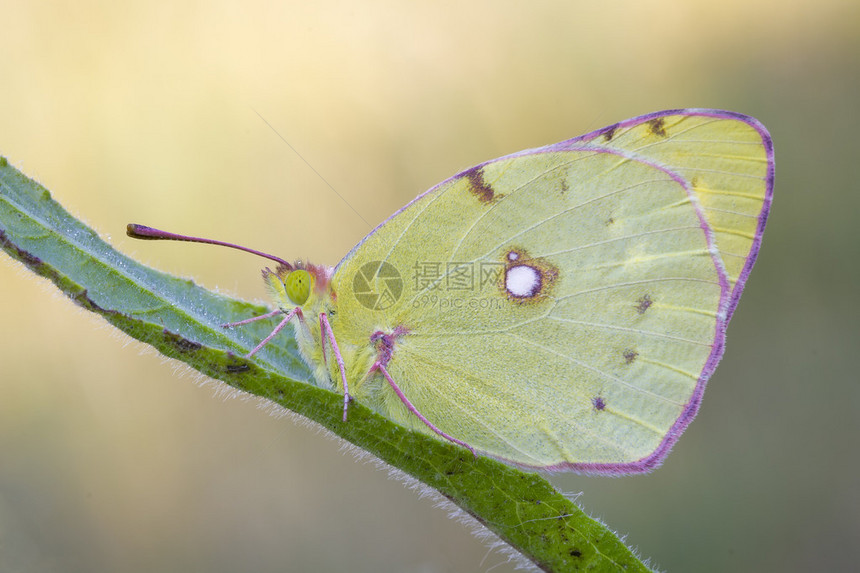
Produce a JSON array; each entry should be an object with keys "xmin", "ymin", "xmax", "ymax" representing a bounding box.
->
[{"xmin": 126, "ymin": 224, "xmax": 292, "ymax": 268}]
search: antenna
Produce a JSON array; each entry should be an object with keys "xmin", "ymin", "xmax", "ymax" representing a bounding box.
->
[{"xmin": 126, "ymin": 224, "xmax": 293, "ymax": 268}]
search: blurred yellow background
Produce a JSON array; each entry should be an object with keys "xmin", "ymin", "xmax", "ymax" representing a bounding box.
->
[{"xmin": 1, "ymin": 1, "xmax": 857, "ymax": 571}]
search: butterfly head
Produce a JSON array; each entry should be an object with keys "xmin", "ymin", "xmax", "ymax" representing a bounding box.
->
[{"xmin": 264, "ymin": 261, "xmax": 333, "ymax": 311}]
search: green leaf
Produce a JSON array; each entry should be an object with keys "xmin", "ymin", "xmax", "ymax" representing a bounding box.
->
[{"xmin": 0, "ymin": 155, "xmax": 650, "ymax": 572}]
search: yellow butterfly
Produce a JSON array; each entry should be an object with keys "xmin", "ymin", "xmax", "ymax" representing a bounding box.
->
[{"xmin": 129, "ymin": 109, "xmax": 774, "ymax": 473}]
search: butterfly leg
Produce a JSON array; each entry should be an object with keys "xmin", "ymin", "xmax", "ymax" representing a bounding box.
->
[
  {"xmin": 372, "ymin": 362, "xmax": 477, "ymax": 458},
  {"xmin": 221, "ymin": 308, "xmax": 283, "ymax": 328},
  {"xmin": 319, "ymin": 313, "xmax": 351, "ymax": 422},
  {"xmin": 318, "ymin": 314, "xmax": 328, "ymax": 365},
  {"xmin": 223, "ymin": 307, "xmax": 304, "ymax": 358}
]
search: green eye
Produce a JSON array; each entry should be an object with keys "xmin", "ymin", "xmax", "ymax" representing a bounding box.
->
[{"xmin": 284, "ymin": 269, "xmax": 311, "ymax": 305}]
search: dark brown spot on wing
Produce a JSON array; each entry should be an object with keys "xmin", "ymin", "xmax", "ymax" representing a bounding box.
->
[
  {"xmin": 464, "ymin": 166, "xmax": 496, "ymax": 204},
  {"xmin": 648, "ymin": 118, "xmax": 667, "ymax": 137},
  {"xmin": 623, "ymin": 349, "xmax": 638, "ymax": 364},
  {"xmin": 635, "ymin": 294, "xmax": 653, "ymax": 314},
  {"xmin": 601, "ymin": 124, "xmax": 619, "ymax": 141}
]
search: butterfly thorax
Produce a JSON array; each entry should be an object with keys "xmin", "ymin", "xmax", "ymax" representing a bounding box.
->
[{"xmin": 306, "ymin": 304, "xmax": 383, "ymax": 399}]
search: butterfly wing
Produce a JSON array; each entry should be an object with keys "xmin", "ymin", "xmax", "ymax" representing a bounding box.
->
[{"xmin": 330, "ymin": 110, "xmax": 773, "ymax": 472}]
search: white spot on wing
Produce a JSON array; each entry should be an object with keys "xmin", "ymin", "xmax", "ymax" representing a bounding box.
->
[{"xmin": 506, "ymin": 265, "xmax": 540, "ymax": 297}]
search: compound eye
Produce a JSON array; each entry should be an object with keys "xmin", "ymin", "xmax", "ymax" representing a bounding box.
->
[{"xmin": 284, "ymin": 269, "xmax": 311, "ymax": 305}]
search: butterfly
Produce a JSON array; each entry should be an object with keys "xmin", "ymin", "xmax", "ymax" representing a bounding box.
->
[{"xmin": 128, "ymin": 109, "xmax": 774, "ymax": 473}]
